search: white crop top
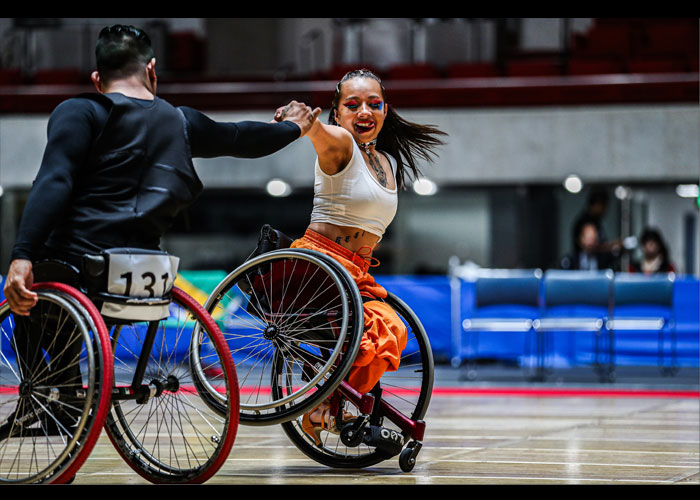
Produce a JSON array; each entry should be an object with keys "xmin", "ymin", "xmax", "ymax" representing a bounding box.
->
[{"xmin": 310, "ymin": 141, "xmax": 398, "ymax": 240}]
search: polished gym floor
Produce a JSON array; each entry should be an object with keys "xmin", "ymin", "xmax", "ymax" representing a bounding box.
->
[{"xmin": 72, "ymin": 364, "xmax": 699, "ymax": 485}]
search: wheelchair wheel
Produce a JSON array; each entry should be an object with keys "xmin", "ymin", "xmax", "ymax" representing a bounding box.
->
[
  {"xmin": 104, "ymin": 287, "xmax": 238, "ymax": 484},
  {"xmin": 0, "ymin": 283, "xmax": 113, "ymax": 484},
  {"xmin": 281, "ymin": 291, "xmax": 434, "ymax": 469},
  {"xmin": 201, "ymin": 249, "xmax": 363, "ymax": 426}
]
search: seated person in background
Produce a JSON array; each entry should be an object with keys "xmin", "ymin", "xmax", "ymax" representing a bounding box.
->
[
  {"xmin": 571, "ymin": 188, "xmax": 622, "ymax": 270},
  {"xmin": 560, "ymin": 221, "xmax": 616, "ymax": 271},
  {"xmin": 628, "ymin": 228, "xmax": 676, "ymax": 274}
]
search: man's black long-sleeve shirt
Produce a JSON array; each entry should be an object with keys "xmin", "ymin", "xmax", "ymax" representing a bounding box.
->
[{"xmin": 11, "ymin": 92, "xmax": 300, "ymax": 264}]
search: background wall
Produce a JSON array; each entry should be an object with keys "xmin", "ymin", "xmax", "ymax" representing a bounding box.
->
[{"xmin": 0, "ymin": 17, "xmax": 697, "ymax": 277}]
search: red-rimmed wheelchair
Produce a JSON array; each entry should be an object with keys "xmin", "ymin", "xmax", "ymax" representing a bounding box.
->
[
  {"xmin": 0, "ymin": 250, "xmax": 239, "ymax": 484},
  {"xmin": 197, "ymin": 228, "xmax": 434, "ymax": 472}
]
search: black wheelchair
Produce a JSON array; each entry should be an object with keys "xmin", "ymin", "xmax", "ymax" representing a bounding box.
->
[
  {"xmin": 196, "ymin": 226, "xmax": 434, "ymax": 472},
  {"xmin": 0, "ymin": 249, "xmax": 239, "ymax": 484}
]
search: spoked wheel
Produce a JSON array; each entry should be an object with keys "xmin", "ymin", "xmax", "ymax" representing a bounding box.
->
[
  {"xmin": 0, "ymin": 283, "xmax": 113, "ymax": 484},
  {"xmin": 201, "ymin": 249, "xmax": 364, "ymax": 426},
  {"xmin": 281, "ymin": 291, "xmax": 434, "ymax": 470},
  {"xmin": 104, "ymin": 287, "xmax": 238, "ymax": 484}
]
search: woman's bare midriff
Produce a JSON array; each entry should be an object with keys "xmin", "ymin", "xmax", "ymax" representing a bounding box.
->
[{"xmin": 308, "ymin": 222, "xmax": 380, "ymax": 254}]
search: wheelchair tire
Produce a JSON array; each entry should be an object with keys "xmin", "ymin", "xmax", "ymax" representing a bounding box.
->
[
  {"xmin": 0, "ymin": 283, "xmax": 113, "ymax": 484},
  {"xmin": 280, "ymin": 291, "xmax": 434, "ymax": 469},
  {"xmin": 104, "ymin": 287, "xmax": 238, "ymax": 484},
  {"xmin": 202, "ymin": 249, "xmax": 363, "ymax": 426}
]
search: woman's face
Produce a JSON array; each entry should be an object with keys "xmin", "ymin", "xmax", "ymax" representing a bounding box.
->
[
  {"xmin": 334, "ymin": 77, "xmax": 387, "ymax": 144},
  {"xmin": 643, "ymin": 239, "xmax": 660, "ymax": 258}
]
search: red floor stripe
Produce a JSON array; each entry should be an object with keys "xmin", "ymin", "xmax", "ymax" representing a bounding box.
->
[
  {"xmin": 234, "ymin": 386, "xmax": 698, "ymax": 399},
  {"xmin": 430, "ymin": 386, "xmax": 700, "ymax": 398},
  {"xmin": 1, "ymin": 386, "xmax": 695, "ymax": 399}
]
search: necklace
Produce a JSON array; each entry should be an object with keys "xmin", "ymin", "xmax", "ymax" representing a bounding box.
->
[
  {"xmin": 357, "ymin": 139, "xmax": 387, "ymax": 187},
  {"xmin": 358, "ymin": 139, "xmax": 377, "ymax": 154}
]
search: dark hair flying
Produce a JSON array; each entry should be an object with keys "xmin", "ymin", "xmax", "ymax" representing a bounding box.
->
[
  {"xmin": 95, "ymin": 25, "xmax": 155, "ymax": 83},
  {"xmin": 328, "ymin": 69, "xmax": 447, "ymax": 190}
]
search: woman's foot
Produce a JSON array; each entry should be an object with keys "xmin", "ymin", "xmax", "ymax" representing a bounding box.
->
[{"xmin": 301, "ymin": 403, "xmax": 354, "ymax": 446}]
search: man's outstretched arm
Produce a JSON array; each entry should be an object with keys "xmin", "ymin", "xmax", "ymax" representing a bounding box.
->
[{"xmin": 181, "ymin": 101, "xmax": 320, "ymax": 159}]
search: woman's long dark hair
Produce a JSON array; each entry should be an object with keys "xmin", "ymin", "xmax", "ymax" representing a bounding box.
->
[
  {"xmin": 640, "ymin": 228, "xmax": 671, "ymax": 268},
  {"xmin": 328, "ymin": 69, "xmax": 447, "ymax": 190}
]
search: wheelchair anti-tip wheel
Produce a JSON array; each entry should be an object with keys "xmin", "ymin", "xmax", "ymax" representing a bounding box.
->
[
  {"xmin": 201, "ymin": 249, "xmax": 364, "ymax": 426},
  {"xmin": 104, "ymin": 287, "xmax": 239, "ymax": 484},
  {"xmin": 280, "ymin": 291, "xmax": 434, "ymax": 470},
  {"xmin": 0, "ymin": 283, "xmax": 113, "ymax": 484}
]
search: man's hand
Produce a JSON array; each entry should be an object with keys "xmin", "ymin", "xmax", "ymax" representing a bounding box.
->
[
  {"xmin": 3, "ymin": 259, "xmax": 37, "ymax": 316},
  {"xmin": 273, "ymin": 101, "xmax": 322, "ymax": 137}
]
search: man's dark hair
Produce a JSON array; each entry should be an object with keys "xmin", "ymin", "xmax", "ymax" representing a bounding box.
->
[
  {"xmin": 95, "ymin": 25, "xmax": 154, "ymax": 83},
  {"xmin": 587, "ymin": 187, "xmax": 609, "ymax": 208}
]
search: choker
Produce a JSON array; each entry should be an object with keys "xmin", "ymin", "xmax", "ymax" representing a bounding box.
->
[{"xmin": 358, "ymin": 139, "xmax": 377, "ymax": 154}]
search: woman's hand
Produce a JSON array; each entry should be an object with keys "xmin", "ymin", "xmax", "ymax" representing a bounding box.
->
[{"xmin": 273, "ymin": 101, "xmax": 321, "ymax": 137}]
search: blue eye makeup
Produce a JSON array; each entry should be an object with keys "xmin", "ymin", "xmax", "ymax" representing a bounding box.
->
[{"xmin": 342, "ymin": 98, "xmax": 383, "ymax": 111}]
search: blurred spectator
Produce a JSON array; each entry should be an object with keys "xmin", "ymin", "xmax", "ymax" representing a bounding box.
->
[
  {"xmin": 560, "ymin": 221, "xmax": 616, "ymax": 270},
  {"xmin": 628, "ymin": 228, "xmax": 676, "ymax": 274},
  {"xmin": 570, "ymin": 188, "xmax": 622, "ymax": 270}
]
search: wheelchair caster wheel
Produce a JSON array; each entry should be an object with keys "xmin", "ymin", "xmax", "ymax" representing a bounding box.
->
[
  {"xmin": 340, "ymin": 422, "xmax": 364, "ymax": 447},
  {"xmin": 398, "ymin": 441, "xmax": 422, "ymax": 472},
  {"xmin": 399, "ymin": 447, "xmax": 416, "ymax": 472}
]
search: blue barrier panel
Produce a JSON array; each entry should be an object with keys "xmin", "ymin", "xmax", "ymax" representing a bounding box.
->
[
  {"xmin": 376, "ymin": 275, "xmax": 453, "ymax": 362},
  {"xmin": 611, "ymin": 275, "xmax": 699, "ymax": 367},
  {"xmin": 2, "ymin": 272, "xmax": 697, "ymax": 368},
  {"xmin": 378, "ymin": 274, "xmax": 698, "ymax": 368}
]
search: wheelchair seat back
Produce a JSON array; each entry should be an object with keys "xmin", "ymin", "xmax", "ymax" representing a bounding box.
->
[
  {"xmin": 34, "ymin": 247, "xmax": 179, "ymax": 323},
  {"xmin": 244, "ymin": 224, "xmax": 345, "ymax": 312},
  {"xmin": 248, "ymin": 224, "xmax": 294, "ymax": 260},
  {"xmin": 249, "ymin": 258, "xmax": 343, "ymax": 314}
]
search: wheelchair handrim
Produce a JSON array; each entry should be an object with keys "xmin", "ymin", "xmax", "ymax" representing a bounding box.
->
[{"xmin": 201, "ymin": 250, "xmax": 352, "ymax": 411}]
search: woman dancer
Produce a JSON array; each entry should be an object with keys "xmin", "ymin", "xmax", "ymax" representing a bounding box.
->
[
  {"xmin": 629, "ymin": 228, "xmax": 676, "ymax": 274},
  {"xmin": 276, "ymin": 69, "xmax": 446, "ymax": 443}
]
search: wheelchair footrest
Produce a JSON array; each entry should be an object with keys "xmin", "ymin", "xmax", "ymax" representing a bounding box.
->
[{"xmin": 363, "ymin": 425, "xmax": 404, "ymax": 457}]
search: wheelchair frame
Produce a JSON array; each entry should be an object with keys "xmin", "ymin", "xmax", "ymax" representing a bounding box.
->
[{"xmin": 201, "ymin": 246, "xmax": 434, "ymax": 473}]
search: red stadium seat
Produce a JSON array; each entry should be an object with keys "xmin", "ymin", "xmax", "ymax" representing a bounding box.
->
[
  {"xmin": 571, "ymin": 21, "xmax": 635, "ymax": 59},
  {"xmin": 626, "ymin": 58, "xmax": 689, "ymax": 74},
  {"xmin": 0, "ymin": 68, "xmax": 23, "ymax": 85},
  {"xmin": 506, "ymin": 59, "xmax": 563, "ymax": 77},
  {"xmin": 167, "ymin": 32, "xmax": 207, "ymax": 72},
  {"xmin": 447, "ymin": 62, "xmax": 500, "ymax": 78},
  {"xmin": 329, "ymin": 64, "xmax": 382, "ymax": 81},
  {"xmin": 636, "ymin": 19, "xmax": 698, "ymax": 59},
  {"xmin": 32, "ymin": 68, "xmax": 84, "ymax": 84},
  {"xmin": 387, "ymin": 63, "xmax": 442, "ymax": 80},
  {"xmin": 567, "ymin": 58, "xmax": 624, "ymax": 76}
]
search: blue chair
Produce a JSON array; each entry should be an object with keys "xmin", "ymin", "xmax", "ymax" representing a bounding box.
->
[
  {"xmin": 607, "ymin": 273, "xmax": 676, "ymax": 376},
  {"xmin": 460, "ymin": 269, "xmax": 542, "ymax": 380},
  {"xmin": 537, "ymin": 270, "xmax": 614, "ymax": 381}
]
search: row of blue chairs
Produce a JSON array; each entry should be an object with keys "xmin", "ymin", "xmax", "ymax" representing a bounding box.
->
[{"xmin": 455, "ymin": 270, "xmax": 677, "ymax": 382}]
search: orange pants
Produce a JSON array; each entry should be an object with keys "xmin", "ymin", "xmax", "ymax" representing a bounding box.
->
[{"xmin": 291, "ymin": 229, "xmax": 407, "ymax": 394}]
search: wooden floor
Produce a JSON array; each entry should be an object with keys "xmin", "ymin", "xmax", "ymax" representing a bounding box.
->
[{"xmin": 73, "ymin": 377, "xmax": 700, "ymax": 485}]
